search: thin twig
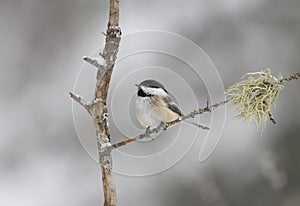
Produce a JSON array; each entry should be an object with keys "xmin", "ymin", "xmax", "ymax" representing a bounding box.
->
[
  {"xmin": 280, "ymin": 72, "xmax": 300, "ymax": 83},
  {"xmin": 83, "ymin": 56, "xmax": 104, "ymax": 70},
  {"xmin": 69, "ymin": 92, "xmax": 92, "ymax": 115},
  {"xmin": 267, "ymin": 72, "xmax": 300, "ymax": 125},
  {"xmin": 268, "ymin": 112, "xmax": 277, "ymax": 124}
]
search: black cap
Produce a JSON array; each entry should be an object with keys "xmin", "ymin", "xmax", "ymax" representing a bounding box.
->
[{"xmin": 138, "ymin": 79, "xmax": 165, "ymax": 89}]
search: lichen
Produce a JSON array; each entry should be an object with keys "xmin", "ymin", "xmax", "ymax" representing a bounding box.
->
[{"xmin": 226, "ymin": 68, "xmax": 284, "ymax": 131}]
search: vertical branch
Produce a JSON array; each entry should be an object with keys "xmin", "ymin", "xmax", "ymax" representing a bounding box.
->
[
  {"xmin": 78, "ymin": 0, "xmax": 121, "ymax": 205},
  {"xmin": 109, "ymin": 0, "xmax": 119, "ymax": 27},
  {"xmin": 71, "ymin": 0, "xmax": 121, "ymax": 205},
  {"xmin": 91, "ymin": 0, "xmax": 121, "ymax": 205}
]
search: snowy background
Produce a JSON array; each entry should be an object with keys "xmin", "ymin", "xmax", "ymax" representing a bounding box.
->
[{"xmin": 1, "ymin": 0, "xmax": 300, "ymax": 205}]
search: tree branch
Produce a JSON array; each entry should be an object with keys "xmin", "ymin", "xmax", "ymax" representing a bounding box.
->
[
  {"xmin": 91, "ymin": 0, "xmax": 121, "ymax": 205},
  {"xmin": 111, "ymin": 100, "xmax": 228, "ymax": 149},
  {"xmin": 70, "ymin": 0, "xmax": 121, "ymax": 205},
  {"xmin": 83, "ymin": 56, "xmax": 104, "ymax": 70},
  {"xmin": 69, "ymin": 92, "xmax": 92, "ymax": 115},
  {"xmin": 268, "ymin": 112, "xmax": 277, "ymax": 124},
  {"xmin": 280, "ymin": 72, "xmax": 300, "ymax": 83},
  {"xmin": 108, "ymin": 0, "xmax": 119, "ymax": 27}
]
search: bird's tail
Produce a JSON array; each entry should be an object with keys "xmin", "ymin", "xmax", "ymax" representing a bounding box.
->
[{"xmin": 183, "ymin": 119, "xmax": 209, "ymax": 130}]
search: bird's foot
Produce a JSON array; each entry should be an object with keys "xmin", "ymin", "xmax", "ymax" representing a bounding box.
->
[
  {"xmin": 159, "ymin": 121, "xmax": 167, "ymax": 130},
  {"xmin": 145, "ymin": 126, "xmax": 151, "ymax": 137}
]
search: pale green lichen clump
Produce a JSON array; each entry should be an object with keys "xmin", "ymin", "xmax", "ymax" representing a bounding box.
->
[{"xmin": 226, "ymin": 68, "xmax": 284, "ymax": 131}]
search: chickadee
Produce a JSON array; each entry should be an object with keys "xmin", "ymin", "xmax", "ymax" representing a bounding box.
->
[{"xmin": 135, "ymin": 79, "xmax": 209, "ymax": 130}]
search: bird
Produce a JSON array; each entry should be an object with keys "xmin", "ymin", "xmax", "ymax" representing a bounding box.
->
[{"xmin": 135, "ymin": 79, "xmax": 209, "ymax": 131}]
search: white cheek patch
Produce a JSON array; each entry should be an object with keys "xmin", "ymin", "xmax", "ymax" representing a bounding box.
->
[{"xmin": 141, "ymin": 86, "xmax": 168, "ymax": 96}]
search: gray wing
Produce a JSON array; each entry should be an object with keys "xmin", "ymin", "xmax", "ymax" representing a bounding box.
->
[
  {"xmin": 168, "ymin": 102, "xmax": 183, "ymax": 116},
  {"xmin": 162, "ymin": 91, "xmax": 183, "ymax": 116}
]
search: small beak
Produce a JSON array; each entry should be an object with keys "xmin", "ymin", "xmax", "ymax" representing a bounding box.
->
[{"xmin": 135, "ymin": 84, "xmax": 139, "ymax": 87}]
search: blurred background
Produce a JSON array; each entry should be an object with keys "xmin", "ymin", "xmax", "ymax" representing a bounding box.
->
[{"xmin": 1, "ymin": 0, "xmax": 300, "ymax": 205}]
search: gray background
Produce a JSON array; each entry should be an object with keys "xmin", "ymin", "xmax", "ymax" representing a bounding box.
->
[{"xmin": 1, "ymin": 0, "xmax": 300, "ymax": 205}]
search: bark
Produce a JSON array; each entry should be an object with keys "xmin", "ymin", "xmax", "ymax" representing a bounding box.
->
[
  {"xmin": 92, "ymin": 0, "xmax": 121, "ymax": 205},
  {"xmin": 71, "ymin": 0, "xmax": 121, "ymax": 205}
]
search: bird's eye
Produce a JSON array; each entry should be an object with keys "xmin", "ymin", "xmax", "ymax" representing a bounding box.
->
[{"xmin": 138, "ymin": 89, "xmax": 151, "ymax": 97}]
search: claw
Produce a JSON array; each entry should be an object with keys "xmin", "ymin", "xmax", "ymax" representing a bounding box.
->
[
  {"xmin": 145, "ymin": 126, "xmax": 151, "ymax": 137},
  {"xmin": 159, "ymin": 122, "xmax": 167, "ymax": 130}
]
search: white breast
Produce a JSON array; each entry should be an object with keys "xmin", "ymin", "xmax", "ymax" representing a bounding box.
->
[{"xmin": 135, "ymin": 97, "xmax": 162, "ymax": 128}]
